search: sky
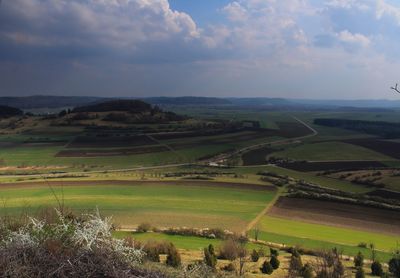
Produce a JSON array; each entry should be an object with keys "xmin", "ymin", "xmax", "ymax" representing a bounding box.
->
[{"xmin": 1, "ymin": 0, "xmax": 400, "ymax": 99}]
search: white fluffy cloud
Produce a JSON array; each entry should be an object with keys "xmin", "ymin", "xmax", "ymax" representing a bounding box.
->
[
  {"xmin": 1, "ymin": 0, "xmax": 200, "ymax": 49},
  {"xmin": 337, "ymin": 30, "xmax": 371, "ymax": 47}
]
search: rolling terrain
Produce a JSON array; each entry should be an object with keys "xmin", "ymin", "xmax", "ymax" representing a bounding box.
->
[{"xmin": 0, "ymin": 99, "xmax": 399, "ymax": 276}]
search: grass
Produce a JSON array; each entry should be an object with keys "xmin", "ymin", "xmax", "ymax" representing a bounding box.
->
[
  {"xmin": 114, "ymin": 231, "xmax": 264, "ymax": 252},
  {"xmin": 114, "ymin": 231, "xmax": 223, "ymax": 250},
  {"xmin": 251, "ymin": 165, "xmax": 370, "ymax": 193},
  {"xmin": 0, "ymin": 144, "xmax": 231, "ymax": 170},
  {"xmin": 251, "ymin": 231, "xmax": 394, "ymax": 262},
  {"xmin": 0, "ymin": 182, "xmax": 276, "ymax": 232},
  {"xmin": 258, "ymin": 216, "xmax": 399, "ymax": 254},
  {"xmin": 272, "ymin": 141, "xmax": 393, "ymax": 161}
]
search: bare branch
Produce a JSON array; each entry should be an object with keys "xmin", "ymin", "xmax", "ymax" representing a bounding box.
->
[{"xmin": 391, "ymin": 83, "xmax": 400, "ymax": 94}]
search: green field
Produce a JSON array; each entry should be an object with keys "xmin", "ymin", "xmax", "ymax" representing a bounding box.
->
[
  {"xmin": 272, "ymin": 141, "xmax": 393, "ymax": 161},
  {"xmin": 258, "ymin": 216, "xmax": 399, "ymax": 254},
  {"xmin": 0, "ymin": 144, "xmax": 233, "ymax": 170},
  {"xmin": 238, "ymin": 165, "xmax": 371, "ymax": 193},
  {"xmin": 251, "ymin": 231, "xmax": 393, "ymax": 261},
  {"xmin": 0, "ymin": 182, "xmax": 276, "ymax": 232},
  {"xmin": 114, "ymin": 231, "xmax": 263, "ymax": 252}
]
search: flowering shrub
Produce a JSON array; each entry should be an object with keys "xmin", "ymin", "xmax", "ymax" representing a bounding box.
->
[{"xmin": 0, "ymin": 209, "xmax": 151, "ymax": 277}]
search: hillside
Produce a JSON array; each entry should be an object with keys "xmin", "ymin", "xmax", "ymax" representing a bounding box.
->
[
  {"xmin": 73, "ymin": 99, "xmax": 153, "ymax": 113},
  {"xmin": 64, "ymin": 99, "xmax": 187, "ymax": 124},
  {"xmin": 0, "ymin": 105, "xmax": 23, "ymax": 118}
]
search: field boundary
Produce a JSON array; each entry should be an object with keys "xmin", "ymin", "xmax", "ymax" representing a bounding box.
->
[{"xmin": 243, "ymin": 186, "xmax": 285, "ymax": 234}]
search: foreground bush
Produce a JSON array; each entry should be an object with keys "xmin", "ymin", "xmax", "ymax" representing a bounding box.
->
[
  {"xmin": 204, "ymin": 244, "xmax": 217, "ymax": 268},
  {"xmin": 0, "ymin": 210, "xmax": 156, "ymax": 277},
  {"xmin": 166, "ymin": 243, "xmax": 181, "ymax": 268},
  {"xmin": 371, "ymin": 261, "xmax": 383, "ymax": 276},
  {"xmin": 251, "ymin": 249, "xmax": 260, "ymax": 262},
  {"xmin": 355, "ymin": 267, "xmax": 365, "ymax": 278},
  {"xmin": 270, "ymin": 255, "xmax": 280, "ymax": 269},
  {"xmin": 260, "ymin": 261, "xmax": 273, "ymax": 274}
]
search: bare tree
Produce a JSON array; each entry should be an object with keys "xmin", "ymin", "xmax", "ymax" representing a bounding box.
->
[
  {"xmin": 391, "ymin": 83, "xmax": 400, "ymax": 94},
  {"xmin": 238, "ymin": 244, "xmax": 247, "ymax": 276}
]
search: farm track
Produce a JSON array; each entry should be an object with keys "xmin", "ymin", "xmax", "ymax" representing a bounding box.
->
[{"xmin": 243, "ymin": 186, "xmax": 285, "ymax": 234}]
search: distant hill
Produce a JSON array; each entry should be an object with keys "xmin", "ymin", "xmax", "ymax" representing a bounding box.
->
[
  {"xmin": 0, "ymin": 95, "xmax": 105, "ymax": 109},
  {"xmin": 228, "ymin": 97, "xmax": 294, "ymax": 106},
  {"xmin": 292, "ymin": 98, "xmax": 400, "ymax": 108},
  {"xmin": 2, "ymin": 95, "xmax": 400, "ymax": 110},
  {"xmin": 0, "ymin": 105, "xmax": 23, "ymax": 118},
  {"xmin": 69, "ymin": 99, "xmax": 186, "ymax": 123},
  {"xmin": 73, "ymin": 99, "xmax": 153, "ymax": 113},
  {"xmin": 144, "ymin": 96, "xmax": 231, "ymax": 106}
]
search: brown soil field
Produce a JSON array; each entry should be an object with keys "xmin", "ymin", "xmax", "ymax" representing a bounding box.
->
[
  {"xmin": 344, "ymin": 138, "xmax": 400, "ymax": 159},
  {"xmin": 56, "ymin": 145, "xmax": 169, "ymax": 157},
  {"xmin": 242, "ymin": 147, "xmax": 277, "ymax": 166},
  {"xmin": 0, "ymin": 180, "xmax": 276, "ymax": 191},
  {"xmin": 367, "ymin": 189, "xmax": 400, "ymax": 201},
  {"xmin": 269, "ymin": 197, "xmax": 400, "ymax": 235},
  {"xmin": 277, "ymin": 161, "xmax": 386, "ymax": 172}
]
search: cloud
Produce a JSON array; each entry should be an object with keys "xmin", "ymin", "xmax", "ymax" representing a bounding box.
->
[
  {"xmin": 376, "ymin": 0, "xmax": 400, "ymax": 24},
  {"xmin": 0, "ymin": 0, "xmax": 201, "ymax": 59},
  {"xmin": 337, "ymin": 30, "xmax": 371, "ymax": 47},
  {"xmin": 1, "ymin": 0, "xmax": 400, "ymax": 99}
]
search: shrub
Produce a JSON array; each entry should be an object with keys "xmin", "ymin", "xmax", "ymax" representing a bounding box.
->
[
  {"xmin": 301, "ymin": 263, "xmax": 314, "ymax": 278},
  {"xmin": 355, "ymin": 267, "xmax": 365, "ymax": 278},
  {"xmin": 354, "ymin": 252, "xmax": 364, "ymax": 267},
  {"xmin": 165, "ymin": 243, "xmax": 181, "ymax": 268},
  {"xmin": 257, "ymin": 247, "xmax": 266, "ymax": 257},
  {"xmin": 333, "ymin": 260, "xmax": 345, "ymax": 277},
  {"xmin": 357, "ymin": 242, "xmax": 368, "ymax": 248},
  {"xmin": 218, "ymin": 238, "xmax": 239, "ymax": 261},
  {"xmin": 389, "ymin": 257, "xmax": 400, "ymax": 277},
  {"xmin": 270, "ymin": 255, "xmax": 280, "ymax": 269},
  {"xmin": 260, "ymin": 261, "xmax": 274, "ymax": 275},
  {"xmin": 290, "ymin": 247, "xmax": 301, "ymax": 258},
  {"xmin": 142, "ymin": 240, "xmax": 168, "ymax": 262},
  {"xmin": 0, "ymin": 210, "xmax": 148, "ymax": 277},
  {"xmin": 222, "ymin": 263, "xmax": 236, "ymax": 272},
  {"xmin": 371, "ymin": 261, "xmax": 383, "ymax": 276},
  {"xmin": 289, "ymin": 254, "xmax": 303, "ymax": 277},
  {"xmin": 251, "ymin": 249, "xmax": 259, "ymax": 262},
  {"xmin": 270, "ymin": 248, "xmax": 279, "ymax": 257},
  {"xmin": 204, "ymin": 244, "xmax": 217, "ymax": 269},
  {"xmin": 136, "ymin": 222, "xmax": 152, "ymax": 233}
]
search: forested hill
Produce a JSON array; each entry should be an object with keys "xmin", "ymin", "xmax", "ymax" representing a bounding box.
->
[
  {"xmin": 0, "ymin": 105, "xmax": 23, "ymax": 118},
  {"xmin": 73, "ymin": 99, "xmax": 153, "ymax": 113},
  {"xmin": 144, "ymin": 96, "xmax": 231, "ymax": 106}
]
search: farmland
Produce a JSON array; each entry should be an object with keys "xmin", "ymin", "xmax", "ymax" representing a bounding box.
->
[
  {"xmin": 0, "ymin": 180, "xmax": 276, "ymax": 232},
  {"xmin": 269, "ymin": 197, "xmax": 400, "ymax": 235},
  {"xmin": 1, "ymin": 103, "xmax": 400, "ymax": 276},
  {"xmin": 258, "ymin": 216, "xmax": 399, "ymax": 253}
]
